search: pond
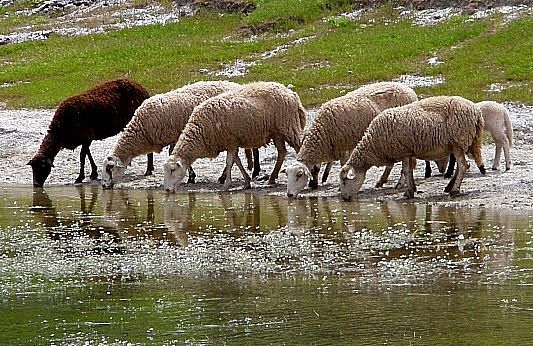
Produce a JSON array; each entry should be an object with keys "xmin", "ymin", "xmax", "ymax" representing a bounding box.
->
[{"xmin": 0, "ymin": 185, "xmax": 531, "ymax": 344}]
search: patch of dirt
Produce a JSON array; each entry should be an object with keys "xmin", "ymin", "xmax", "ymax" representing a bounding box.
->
[{"xmin": 2, "ymin": 104, "xmax": 533, "ymax": 211}]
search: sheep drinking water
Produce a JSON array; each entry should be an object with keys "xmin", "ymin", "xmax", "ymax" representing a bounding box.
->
[
  {"xmin": 340, "ymin": 96, "xmax": 486, "ymax": 200},
  {"xmin": 28, "ymin": 78, "xmax": 151, "ymax": 187}
]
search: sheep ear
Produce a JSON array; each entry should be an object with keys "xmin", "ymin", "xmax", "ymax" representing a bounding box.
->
[
  {"xmin": 115, "ymin": 160, "xmax": 125, "ymax": 168},
  {"xmin": 27, "ymin": 159, "xmax": 34, "ymax": 166},
  {"xmin": 46, "ymin": 158, "xmax": 54, "ymax": 167}
]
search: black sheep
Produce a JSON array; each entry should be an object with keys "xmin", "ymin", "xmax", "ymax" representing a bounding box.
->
[{"xmin": 27, "ymin": 78, "xmax": 153, "ymax": 187}]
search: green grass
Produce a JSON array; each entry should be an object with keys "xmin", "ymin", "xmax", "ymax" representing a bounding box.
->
[
  {"xmin": 419, "ymin": 16, "xmax": 533, "ymax": 103},
  {"xmin": 0, "ymin": 1, "xmax": 531, "ymax": 108}
]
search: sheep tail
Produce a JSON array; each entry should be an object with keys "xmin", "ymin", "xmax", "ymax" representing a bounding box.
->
[
  {"xmin": 503, "ymin": 107, "xmax": 513, "ymax": 147},
  {"xmin": 468, "ymin": 114, "xmax": 486, "ymax": 175}
]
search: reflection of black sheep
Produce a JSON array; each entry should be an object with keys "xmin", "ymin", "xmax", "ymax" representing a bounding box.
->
[{"xmin": 27, "ymin": 78, "xmax": 152, "ymax": 187}]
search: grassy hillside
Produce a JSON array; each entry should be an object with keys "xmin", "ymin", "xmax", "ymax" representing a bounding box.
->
[{"xmin": 0, "ymin": 0, "xmax": 531, "ymax": 108}]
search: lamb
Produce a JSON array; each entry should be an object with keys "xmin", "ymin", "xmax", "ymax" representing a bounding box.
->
[
  {"xmin": 101, "ymin": 80, "xmax": 257, "ymax": 189},
  {"xmin": 476, "ymin": 101, "xmax": 513, "ymax": 170},
  {"xmin": 163, "ymin": 81, "xmax": 307, "ymax": 193},
  {"xmin": 426, "ymin": 100, "xmax": 513, "ymax": 178},
  {"xmin": 27, "ymin": 78, "xmax": 151, "ymax": 187},
  {"xmin": 339, "ymin": 95, "xmax": 486, "ymax": 201},
  {"xmin": 284, "ymin": 81, "xmax": 418, "ymax": 198}
]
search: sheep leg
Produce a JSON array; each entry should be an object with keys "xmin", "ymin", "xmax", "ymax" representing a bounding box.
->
[
  {"xmin": 222, "ymin": 152, "xmax": 234, "ymax": 190},
  {"xmin": 424, "ymin": 160, "xmax": 432, "ymax": 178},
  {"xmin": 75, "ymin": 146, "xmax": 86, "ymax": 183},
  {"xmin": 444, "ymin": 150, "xmax": 466, "ymax": 196},
  {"xmin": 395, "ymin": 161, "xmax": 409, "ymax": 189},
  {"xmin": 218, "ymin": 164, "xmax": 227, "ymax": 184},
  {"xmin": 245, "ymin": 149, "xmax": 253, "ymax": 171},
  {"xmin": 469, "ymin": 137, "xmax": 486, "ymax": 175},
  {"xmin": 144, "ymin": 153, "xmax": 154, "ymax": 176},
  {"xmin": 188, "ymin": 166, "xmax": 197, "ymax": 184},
  {"xmin": 502, "ymin": 137, "xmax": 511, "ymax": 170},
  {"xmin": 75, "ymin": 143, "xmax": 91, "ymax": 183},
  {"xmin": 374, "ymin": 165, "xmax": 393, "ymax": 188},
  {"xmin": 86, "ymin": 145, "xmax": 99, "ymax": 181},
  {"xmin": 168, "ymin": 142, "xmax": 176, "ymax": 155},
  {"xmin": 443, "ymin": 153, "xmax": 456, "ymax": 178},
  {"xmin": 252, "ymin": 148, "xmax": 261, "ymax": 179},
  {"xmin": 492, "ymin": 131, "xmax": 510, "ymax": 171},
  {"xmin": 321, "ymin": 162, "xmax": 333, "ymax": 184},
  {"xmin": 402, "ymin": 157, "xmax": 416, "ymax": 198},
  {"xmin": 269, "ymin": 138, "xmax": 287, "ymax": 185},
  {"xmin": 228, "ymin": 149, "xmax": 251, "ymax": 189},
  {"xmin": 309, "ymin": 164, "xmax": 320, "ymax": 189},
  {"xmin": 492, "ymin": 142, "xmax": 502, "ymax": 170}
]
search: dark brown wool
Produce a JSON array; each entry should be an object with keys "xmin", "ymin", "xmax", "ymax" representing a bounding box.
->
[{"xmin": 28, "ymin": 78, "xmax": 151, "ymax": 187}]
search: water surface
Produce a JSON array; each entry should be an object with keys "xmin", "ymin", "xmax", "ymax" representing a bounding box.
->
[{"xmin": 0, "ymin": 186, "xmax": 531, "ymax": 344}]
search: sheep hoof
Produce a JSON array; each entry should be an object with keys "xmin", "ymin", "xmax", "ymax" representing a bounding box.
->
[
  {"xmin": 144, "ymin": 170, "xmax": 153, "ymax": 176},
  {"xmin": 244, "ymin": 182, "xmax": 251, "ymax": 189},
  {"xmin": 394, "ymin": 182, "xmax": 405, "ymax": 189},
  {"xmin": 90, "ymin": 173, "xmax": 98, "ymax": 180},
  {"xmin": 449, "ymin": 190, "xmax": 462, "ymax": 198},
  {"xmin": 75, "ymin": 176, "xmax": 84, "ymax": 184},
  {"xmin": 478, "ymin": 165, "xmax": 486, "ymax": 175},
  {"xmin": 374, "ymin": 182, "xmax": 383, "ymax": 188},
  {"xmin": 309, "ymin": 180, "xmax": 319, "ymax": 189},
  {"xmin": 403, "ymin": 190, "xmax": 415, "ymax": 199}
]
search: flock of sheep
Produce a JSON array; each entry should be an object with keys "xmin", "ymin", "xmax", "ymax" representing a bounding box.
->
[{"xmin": 27, "ymin": 78, "xmax": 513, "ymax": 201}]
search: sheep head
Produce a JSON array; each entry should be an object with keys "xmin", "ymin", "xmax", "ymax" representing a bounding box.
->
[
  {"xmin": 339, "ymin": 164, "xmax": 366, "ymax": 201},
  {"xmin": 163, "ymin": 156, "xmax": 188, "ymax": 193},
  {"xmin": 27, "ymin": 155, "xmax": 54, "ymax": 187},
  {"xmin": 284, "ymin": 161, "xmax": 312, "ymax": 198},
  {"xmin": 102, "ymin": 155, "xmax": 126, "ymax": 189}
]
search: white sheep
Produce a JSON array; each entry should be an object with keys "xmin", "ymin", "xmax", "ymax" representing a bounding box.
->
[
  {"xmin": 284, "ymin": 81, "xmax": 418, "ymax": 198},
  {"xmin": 163, "ymin": 81, "xmax": 307, "ymax": 192},
  {"xmin": 477, "ymin": 101, "xmax": 513, "ymax": 170},
  {"xmin": 101, "ymin": 80, "xmax": 243, "ymax": 188},
  {"xmin": 339, "ymin": 95, "xmax": 486, "ymax": 200},
  {"xmin": 427, "ymin": 100, "xmax": 513, "ymax": 177}
]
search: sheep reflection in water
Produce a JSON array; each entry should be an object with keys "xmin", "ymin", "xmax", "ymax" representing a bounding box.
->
[
  {"xmin": 30, "ymin": 188, "xmax": 516, "ymax": 274},
  {"xmin": 32, "ymin": 186, "xmax": 123, "ymax": 255}
]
